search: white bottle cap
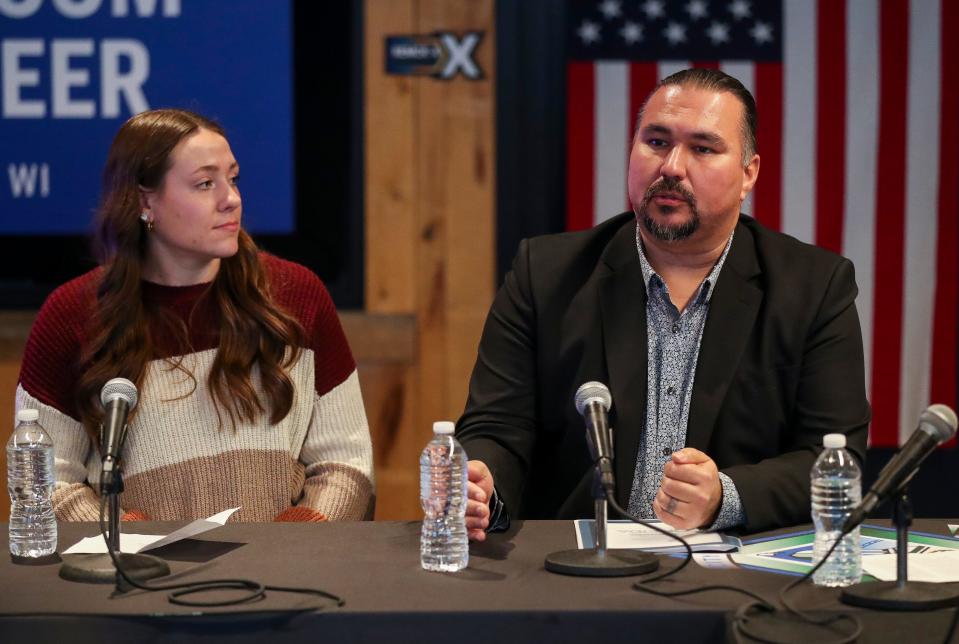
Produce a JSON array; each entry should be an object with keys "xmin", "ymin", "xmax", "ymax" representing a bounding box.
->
[
  {"xmin": 823, "ymin": 433, "xmax": 846, "ymax": 449},
  {"xmin": 16, "ymin": 409, "xmax": 39, "ymax": 422},
  {"xmin": 433, "ymin": 421, "xmax": 455, "ymax": 435}
]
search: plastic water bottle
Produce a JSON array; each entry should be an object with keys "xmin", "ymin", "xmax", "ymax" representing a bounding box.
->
[
  {"xmin": 7, "ymin": 409, "xmax": 57, "ymax": 559},
  {"xmin": 420, "ymin": 421, "xmax": 468, "ymax": 572},
  {"xmin": 810, "ymin": 433, "xmax": 861, "ymax": 587}
]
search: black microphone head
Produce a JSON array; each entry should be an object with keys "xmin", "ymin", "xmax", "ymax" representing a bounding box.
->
[
  {"xmin": 575, "ymin": 381, "xmax": 612, "ymax": 416},
  {"xmin": 100, "ymin": 377, "xmax": 138, "ymax": 410},
  {"xmin": 920, "ymin": 404, "xmax": 958, "ymax": 443}
]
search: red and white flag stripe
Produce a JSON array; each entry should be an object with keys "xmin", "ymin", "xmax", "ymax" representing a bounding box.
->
[{"xmin": 566, "ymin": 0, "xmax": 958, "ymax": 447}]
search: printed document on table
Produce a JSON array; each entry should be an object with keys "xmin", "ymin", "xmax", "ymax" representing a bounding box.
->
[
  {"xmin": 62, "ymin": 507, "xmax": 239, "ymax": 554},
  {"xmin": 862, "ymin": 550, "xmax": 959, "ymax": 583},
  {"xmin": 574, "ymin": 519, "xmax": 741, "ymax": 553}
]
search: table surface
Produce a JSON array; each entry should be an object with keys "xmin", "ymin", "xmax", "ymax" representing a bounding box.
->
[{"xmin": 2, "ymin": 519, "xmax": 958, "ymax": 643}]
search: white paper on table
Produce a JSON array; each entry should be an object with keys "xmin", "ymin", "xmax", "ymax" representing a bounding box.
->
[
  {"xmin": 862, "ymin": 550, "xmax": 959, "ymax": 583},
  {"xmin": 61, "ymin": 507, "xmax": 239, "ymax": 555},
  {"xmin": 574, "ymin": 519, "xmax": 741, "ymax": 553},
  {"xmin": 692, "ymin": 552, "xmax": 739, "ymax": 569}
]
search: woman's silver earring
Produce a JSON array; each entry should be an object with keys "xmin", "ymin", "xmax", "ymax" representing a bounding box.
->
[{"xmin": 140, "ymin": 210, "xmax": 154, "ymax": 232}]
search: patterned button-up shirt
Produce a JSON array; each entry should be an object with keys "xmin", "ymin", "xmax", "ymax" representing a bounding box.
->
[{"xmin": 627, "ymin": 224, "xmax": 745, "ymax": 530}]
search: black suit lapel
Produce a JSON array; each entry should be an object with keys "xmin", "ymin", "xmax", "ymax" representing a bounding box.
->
[
  {"xmin": 686, "ymin": 221, "xmax": 763, "ymax": 451},
  {"xmin": 598, "ymin": 222, "xmax": 648, "ymax": 509}
]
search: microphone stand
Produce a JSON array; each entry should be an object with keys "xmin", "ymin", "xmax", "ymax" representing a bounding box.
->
[
  {"xmin": 59, "ymin": 425, "xmax": 170, "ymax": 587},
  {"xmin": 544, "ymin": 470, "xmax": 659, "ymax": 577},
  {"xmin": 841, "ymin": 487, "xmax": 959, "ymax": 610}
]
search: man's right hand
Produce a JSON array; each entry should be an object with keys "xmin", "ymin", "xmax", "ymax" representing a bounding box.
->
[{"xmin": 466, "ymin": 460, "xmax": 495, "ymax": 542}]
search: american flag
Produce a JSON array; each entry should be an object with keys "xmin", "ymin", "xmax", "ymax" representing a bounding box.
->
[{"xmin": 566, "ymin": 0, "xmax": 958, "ymax": 448}]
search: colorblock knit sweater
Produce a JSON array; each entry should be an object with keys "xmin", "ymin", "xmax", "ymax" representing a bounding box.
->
[{"xmin": 15, "ymin": 254, "xmax": 374, "ymax": 523}]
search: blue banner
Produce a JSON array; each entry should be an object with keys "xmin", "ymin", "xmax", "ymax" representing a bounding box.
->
[{"xmin": 0, "ymin": 0, "xmax": 293, "ymax": 234}]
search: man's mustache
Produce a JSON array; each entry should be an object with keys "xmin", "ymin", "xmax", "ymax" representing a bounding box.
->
[{"xmin": 643, "ymin": 178, "xmax": 696, "ymax": 205}]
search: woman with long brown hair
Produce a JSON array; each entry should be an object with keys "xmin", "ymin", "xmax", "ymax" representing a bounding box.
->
[{"xmin": 15, "ymin": 109, "xmax": 374, "ymax": 522}]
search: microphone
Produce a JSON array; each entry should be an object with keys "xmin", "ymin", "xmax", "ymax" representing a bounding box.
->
[
  {"xmin": 843, "ymin": 404, "xmax": 957, "ymax": 532},
  {"xmin": 58, "ymin": 376, "xmax": 171, "ymax": 586},
  {"xmin": 544, "ymin": 381, "xmax": 658, "ymax": 577},
  {"xmin": 99, "ymin": 377, "xmax": 138, "ymax": 490},
  {"xmin": 575, "ymin": 381, "xmax": 614, "ymax": 494}
]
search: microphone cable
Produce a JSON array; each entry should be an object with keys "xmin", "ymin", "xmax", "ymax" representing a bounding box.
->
[
  {"xmin": 943, "ymin": 600, "xmax": 959, "ymax": 644},
  {"xmin": 747, "ymin": 525, "xmax": 863, "ymax": 644},
  {"xmin": 604, "ymin": 494, "xmax": 694, "ymax": 581},
  {"xmin": 605, "ymin": 484, "xmax": 863, "ymax": 644},
  {"xmin": 605, "ymin": 493, "xmax": 777, "ymax": 616},
  {"xmin": 763, "ymin": 519, "xmax": 959, "ymax": 644},
  {"xmin": 97, "ymin": 493, "xmax": 344, "ymax": 611}
]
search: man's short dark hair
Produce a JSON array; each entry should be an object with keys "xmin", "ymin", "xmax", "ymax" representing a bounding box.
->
[{"xmin": 636, "ymin": 68, "xmax": 758, "ymax": 164}]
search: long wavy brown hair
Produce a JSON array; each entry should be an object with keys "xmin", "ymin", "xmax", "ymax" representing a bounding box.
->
[{"xmin": 76, "ymin": 109, "xmax": 305, "ymax": 441}]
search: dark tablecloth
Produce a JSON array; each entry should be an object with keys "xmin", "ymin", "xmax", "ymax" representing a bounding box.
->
[{"xmin": 1, "ymin": 520, "xmax": 957, "ymax": 643}]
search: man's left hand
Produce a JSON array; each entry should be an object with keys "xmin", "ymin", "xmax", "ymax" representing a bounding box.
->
[
  {"xmin": 652, "ymin": 447, "xmax": 722, "ymax": 529},
  {"xmin": 466, "ymin": 460, "xmax": 494, "ymax": 542}
]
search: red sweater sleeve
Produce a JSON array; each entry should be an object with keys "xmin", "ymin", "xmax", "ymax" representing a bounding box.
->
[{"xmin": 19, "ymin": 270, "xmax": 99, "ymax": 420}]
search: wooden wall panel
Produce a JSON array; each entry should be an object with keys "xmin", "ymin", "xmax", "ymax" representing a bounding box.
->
[
  {"xmin": 364, "ymin": 1, "xmax": 417, "ymax": 314},
  {"xmin": 365, "ymin": 0, "xmax": 496, "ymax": 519},
  {"xmin": 0, "ymin": 311, "xmax": 34, "ymax": 522}
]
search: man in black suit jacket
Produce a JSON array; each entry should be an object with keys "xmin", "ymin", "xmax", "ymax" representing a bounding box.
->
[{"xmin": 457, "ymin": 68, "xmax": 870, "ymax": 538}]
